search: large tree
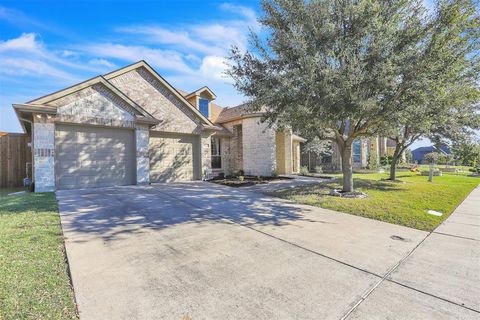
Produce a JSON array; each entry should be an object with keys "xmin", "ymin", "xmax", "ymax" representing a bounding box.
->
[
  {"xmin": 228, "ymin": 0, "xmax": 432, "ymax": 192},
  {"xmin": 386, "ymin": 0, "xmax": 480, "ymax": 180}
]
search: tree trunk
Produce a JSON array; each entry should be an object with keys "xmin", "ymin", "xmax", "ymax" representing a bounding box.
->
[
  {"xmin": 389, "ymin": 154, "xmax": 399, "ymax": 180},
  {"xmin": 389, "ymin": 146, "xmax": 401, "ymax": 180},
  {"xmin": 340, "ymin": 143, "xmax": 354, "ymax": 192}
]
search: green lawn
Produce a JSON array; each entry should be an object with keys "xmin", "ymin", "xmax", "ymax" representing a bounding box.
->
[
  {"xmin": 270, "ymin": 172, "xmax": 479, "ymax": 231},
  {"xmin": 0, "ymin": 188, "xmax": 78, "ymax": 319}
]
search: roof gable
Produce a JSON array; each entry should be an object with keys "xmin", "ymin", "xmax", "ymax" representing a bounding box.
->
[
  {"xmin": 103, "ymin": 61, "xmax": 214, "ymax": 127},
  {"xmin": 27, "ymin": 76, "xmax": 152, "ymax": 119},
  {"xmin": 184, "ymin": 86, "xmax": 217, "ymax": 100}
]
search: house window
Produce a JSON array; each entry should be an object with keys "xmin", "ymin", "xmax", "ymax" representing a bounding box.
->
[
  {"xmin": 199, "ymin": 98, "xmax": 209, "ymax": 118},
  {"xmin": 211, "ymin": 137, "xmax": 221, "ymax": 169},
  {"xmin": 353, "ymin": 140, "xmax": 361, "ymax": 163}
]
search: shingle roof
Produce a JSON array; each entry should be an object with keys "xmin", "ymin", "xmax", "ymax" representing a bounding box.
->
[{"xmin": 215, "ymin": 102, "xmax": 265, "ymax": 123}]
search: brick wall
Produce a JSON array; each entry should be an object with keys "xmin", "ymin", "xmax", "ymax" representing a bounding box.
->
[{"xmin": 109, "ymin": 67, "xmax": 203, "ymax": 134}]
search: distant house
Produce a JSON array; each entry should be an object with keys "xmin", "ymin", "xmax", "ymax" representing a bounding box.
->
[{"xmin": 411, "ymin": 146, "xmax": 450, "ymax": 164}]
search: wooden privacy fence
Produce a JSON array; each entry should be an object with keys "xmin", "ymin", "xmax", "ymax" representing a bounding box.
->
[{"xmin": 0, "ymin": 132, "xmax": 32, "ymax": 188}]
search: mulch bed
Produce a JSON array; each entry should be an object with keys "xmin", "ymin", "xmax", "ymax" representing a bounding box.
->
[{"xmin": 209, "ymin": 175, "xmax": 292, "ymax": 188}]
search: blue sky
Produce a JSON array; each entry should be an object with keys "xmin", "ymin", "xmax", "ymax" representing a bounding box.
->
[
  {"xmin": 0, "ymin": 0, "xmax": 261, "ymax": 132},
  {"xmin": 0, "ymin": 0, "xmax": 434, "ymax": 148}
]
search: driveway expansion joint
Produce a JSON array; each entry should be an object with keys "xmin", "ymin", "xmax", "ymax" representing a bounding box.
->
[
  {"xmin": 152, "ymin": 187, "xmax": 386, "ymax": 279},
  {"xmin": 432, "ymin": 231, "xmax": 480, "ymax": 242}
]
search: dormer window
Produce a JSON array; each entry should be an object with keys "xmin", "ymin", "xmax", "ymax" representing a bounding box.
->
[
  {"xmin": 184, "ymin": 87, "xmax": 216, "ymax": 119},
  {"xmin": 199, "ymin": 98, "xmax": 209, "ymax": 118}
]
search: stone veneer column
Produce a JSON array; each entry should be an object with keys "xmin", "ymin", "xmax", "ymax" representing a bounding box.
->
[
  {"xmin": 201, "ymin": 131, "xmax": 213, "ymax": 179},
  {"xmin": 242, "ymin": 117, "xmax": 276, "ymax": 176},
  {"xmin": 295, "ymin": 140, "xmax": 301, "ymax": 173},
  {"xmin": 135, "ymin": 125, "xmax": 150, "ymax": 184},
  {"xmin": 33, "ymin": 114, "xmax": 55, "ymax": 192}
]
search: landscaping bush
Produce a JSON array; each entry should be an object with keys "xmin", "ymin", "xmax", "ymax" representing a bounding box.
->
[
  {"xmin": 300, "ymin": 166, "xmax": 309, "ymax": 176},
  {"xmin": 271, "ymin": 170, "xmax": 278, "ymax": 177},
  {"xmin": 424, "ymin": 152, "xmax": 440, "ymax": 164},
  {"xmin": 380, "ymin": 155, "xmax": 393, "ymax": 166},
  {"xmin": 237, "ymin": 169, "xmax": 245, "ymax": 176},
  {"xmin": 367, "ymin": 153, "xmax": 379, "ymax": 169},
  {"xmin": 314, "ymin": 166, "xmax": 323, "ymax": 174}
]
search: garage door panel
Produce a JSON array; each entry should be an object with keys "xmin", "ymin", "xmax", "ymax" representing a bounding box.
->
[
  {"xmin": 149, "ymin": 132, "xmax": 198, "ymax": 183},
  {"xmin": 55, "ymin": 124, "xmax": 135, "ymax": 190}
]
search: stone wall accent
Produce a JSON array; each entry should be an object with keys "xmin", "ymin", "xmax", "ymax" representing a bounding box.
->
[
  {"xmin": 33, "ymin": 114, "xmax": 55, "ymax": 192},
  {"xmin": 108, "ymin": 67, "xmax": 203, "ymax": 134},
  {"xmin": 361, "ymin": 139, "xmax": 369, "ymax": 167},
  {"xmin": 379, "ymin": 137, "xmax": 388, "ymax": 157},
  {"xmin": 232, "ymin": 124, "xmax": 243, "ymax": 173},
  {"xmin": 220, "ymin": 120, "xmax": 243, "ymax": 175},
  {"xmin": 52, "ymin": 84, "xmax": 136, "ymax": 121},
  {"xmin": 275, "ymin": 129, "xmax": 292, "ymax": 174},
  {"xmin": 242, "ymin": 117, "xmax": 276, "ymax": 176},
  {"xmin": 135, "ymin": 125, "xmax": 150, "ymax": 184},
  {"xmin": 293, "ymin": 140, "xmax": 300, "ymax": 173},
  {"xmin": 201, "ymin": 131, "xmax": 213, "ymax": 179}
]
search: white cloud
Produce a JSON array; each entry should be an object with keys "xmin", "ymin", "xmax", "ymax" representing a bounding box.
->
[
  {"xmin": 88, "ymin": 58, "xmax": 116, "ymax": 68},
  {"xmin": 85, "ymin": 43, "xmax": 194, "ymax": 74},
  {"xmin": 0, "ymin": 6, "xmax": 50, "ymax": 30},
  {"xmin": 0, "ymin": 32, "xmax": 42, "ymax": 52},
  {"xmin": 0, "ymin": 33, "xmax": 84, "ymax": 81},
  {"xmin": 60, "ymin": 50, "xmax": 78, "ymax": 57},
  {"xmin": 199, "ymin": 55, "xmax": 229, "ymax": 81},
  {"xmin": 116, "ymin": 26, "xmax": 217, "ymax": 55},
  {"xmin": 114, "ymin": 2, "xmax": 258, "ymax": 57},
  {"xmin": 219, "ymin": 3, "xmax": 257, "ymax": 25},
  {"xmin": 0, "ymin": 33, "xmax": 103, "ymax": 81},
  {"xmin": 0, "ymin": 57, "xmax": 74, "ymax": 80}
]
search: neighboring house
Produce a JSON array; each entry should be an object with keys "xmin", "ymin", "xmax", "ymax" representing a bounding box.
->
[
  {"xmin": 411, "ymin": 146, "xmax": 450, "ymax": 164},
  {"xmin": 13, "ymin": 60, "xmax": 305, "ymax": 192},
  {"xmin": 302, "ymin": 137, "xmax": 397, "ymax": 171}
]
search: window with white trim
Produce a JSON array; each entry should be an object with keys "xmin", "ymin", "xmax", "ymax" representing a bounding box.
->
[{"xmin": 353, "ymin": 140, "xmax": 361, "ymax": 163}]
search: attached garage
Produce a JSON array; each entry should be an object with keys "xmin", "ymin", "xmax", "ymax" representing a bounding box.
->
[
  {"xmin": 149, "ymin": 132, "xmax": 200, "ymax": 182},
  {"xmin": 55, "ymin": 124, "xmax": 136, "ymax": 190},
  {"xmin": 14, "ymin": 61, "xmax": 216, "ymax": 192}
]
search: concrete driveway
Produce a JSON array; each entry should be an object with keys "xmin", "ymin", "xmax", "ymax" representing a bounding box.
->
[{"xmin": 56, "ymin": 182, "xmax": 480, "ymax": 319}]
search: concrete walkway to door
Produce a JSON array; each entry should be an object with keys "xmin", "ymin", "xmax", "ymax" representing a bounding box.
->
[{"xmin": 56, "ymin": 182, "xmax": 480, "ymax": 319}]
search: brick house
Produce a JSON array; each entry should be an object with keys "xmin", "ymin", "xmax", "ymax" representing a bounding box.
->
[{"xmin": 13, "ymin": 61, "xmax": 305, "ymax": 191}]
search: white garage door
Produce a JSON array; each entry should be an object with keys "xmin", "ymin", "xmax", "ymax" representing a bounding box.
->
[
  {"xmin": 55, "ymin": 124, "xmax": 135, "ymax": 189},
  {"xmin": 149, "ymin": 132, "xmax": 199, "ymax": 182}
]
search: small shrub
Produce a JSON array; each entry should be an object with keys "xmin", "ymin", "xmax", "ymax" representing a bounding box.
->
[
  {"xmin": 314, "ymin": 166, "xmax": 323, "ymax": 174},
  {"xmin": 237, "ymin": 169, "xmax": 245, "ymax": 176},
  {"xmin": 424, "ymin": 152, "xmax": 440, "ymax": 164},
  {"xmin": 238, "ymin": 176, "xmax": 245, "ymax": 182},
  {"xmin": 380, "ymin": 155, "xmax": 393, "ymax": 166},
  {"xmin": 300, "ymin": 166, "xmax": 309, "ymax": 176},
  {"xmin": 367, "ymin": 153, "xmax": 379, "ymax": 169},
  {"xmin": 271, "ymin": 170, "xmax": 278, "ymax": 177}
]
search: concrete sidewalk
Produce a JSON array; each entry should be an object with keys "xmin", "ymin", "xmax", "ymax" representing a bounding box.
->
[{"xmin": 347, "ymin": 185, "xmax": 480, "ymax": 318}]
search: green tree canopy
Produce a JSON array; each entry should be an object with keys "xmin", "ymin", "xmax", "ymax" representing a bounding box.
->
[{"xmin": 228, "ymin": 0, "xmax": 480, "ymax": 192}]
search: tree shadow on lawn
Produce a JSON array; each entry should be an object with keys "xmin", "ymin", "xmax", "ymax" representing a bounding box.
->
[
  {"xmin": 271, "ymin": 178, "xmax": 404, "ymax": 198},
  {"xmin": 55, "ymin": 183, "xmax": 313, "ymax": 243},
  {"xmin": 0, "ymin": 192, "xmax": 57, "ymax": 215}
]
